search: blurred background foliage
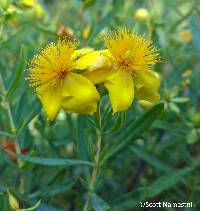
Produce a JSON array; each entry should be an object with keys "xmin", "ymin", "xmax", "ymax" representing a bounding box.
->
[{"xmin": 0, "ymin": 0, "xmax": 200, "ymax": 210}]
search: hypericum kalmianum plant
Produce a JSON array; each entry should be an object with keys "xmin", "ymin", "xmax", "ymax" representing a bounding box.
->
[{"xmin": 27, "ymin": 28, "xmax": 163, "ymax": 210}]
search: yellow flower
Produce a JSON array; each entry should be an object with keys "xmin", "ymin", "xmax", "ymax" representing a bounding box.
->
[
  {"xmin": 83, "ymin": 25, "xmax": 91, "ymax": 39},
  {"xmin": 34, "ymin": 3, "xmax": 45, "ymax": 18},
  {"xmin": 138, "ymin": 100, "xmax": 154, "ymax": 110},
  {"xmin": 77, "ymin": 29, "xmax": 160, "ymax": 113},
  {"xmin": 181, "ymin": 30, "xmax": 192, "ymax": 43},
  {"xmin": 28, "ymin": 38, "xmax": 100, "ymax": 120},
  {"xmin": 21, "ymin": 0, "xmax": 35, "ymax": 8},
  {"xmin": 182, "ymin": 69, "xmax": 192, "ymax": 78},
  {"xmin": 134, "ymin": 8, "xmax": 150, "ymax": 21},
  {"xmin": 182, "ymin": 79, "xmax": 190, "ymax": 87}
]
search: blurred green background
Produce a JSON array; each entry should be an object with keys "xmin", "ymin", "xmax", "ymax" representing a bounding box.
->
[{"xmin": 0, "ymin": 0, "xmax": 200, "ymax": 210}]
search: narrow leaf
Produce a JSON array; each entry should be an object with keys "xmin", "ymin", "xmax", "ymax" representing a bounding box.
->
[
  {"xmin": 0, "ymin": 27, "xmax": 26, "ymax": 51},
  {"xmin": 191, "ymin": 16, "xmax": 200, "ymax": 56},
  {"xmin": 17, "ymin": 100, "xmax": 41, "ymax": 135},
  {"xmin": 21, "ymin": 199, "xmax": 41, "ymax": 211},
  {"xmin": 101, "ymin": 103, "xmax": 164, "ymax": 164},
  {"xmin": 0, "ymin": 185, "xmax": 5, "ymax": 193},
  {"xmin": 104, "ymin": 112, "xmax": 125, "ymax": 134},
  {"xmin": 12, "ymin": 153, "xmax": 93, "ymax": 167},
  {"xmin": 0, "ymin": 131, "xmax": 13, "ymax": 138},
  {"xmin": 147, "ymin": 167, "xmax": 192, "ymax": 198},
  {"xmin": 111, "ymin": 188, "xmax": 147, "ymax": 210},
  {"xmin": 91, "ymin": 193, "xmax": 111, "ymax": 211},
  {"xmin": 6, "ymin": 45, "xmax": 27, "ymax": 100},
  {"xmin": 153, "ymin": 120, "xmax": 186, "ymax": 134},
  {"xmin": 87, "ymin": 0, "xmax": 123, "ymax": 43},
  {"xmin": 38, "ymin": 177, "xmax": 77, "ymax": 197},
  {"xmin": 37, "ymin": 203, "xmax": 65, "ymax": 211},
  {"xmin": 77, "ymin": 116, "xmax": 89, "ymax": 160},
  {"xmin": 131, "ymin": 146, "xmax": 173, "ymax": 172}
]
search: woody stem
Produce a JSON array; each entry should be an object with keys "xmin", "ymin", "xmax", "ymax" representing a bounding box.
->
[{"xmin": 83, "ymin": 103, "xmax": 102, "ymax": 211}]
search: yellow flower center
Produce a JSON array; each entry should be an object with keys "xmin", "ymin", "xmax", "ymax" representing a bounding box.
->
[
  {"xmin": 118, "ymin": 57, "xmax": 134, "ymax": 70},
  {"xmin": 56, "ymin": 68, "xmax": 68, "ymax": 81},
  {"xmin": 104, "ymin": 29, "xmax": 160, "ymax": 73},
  {"xmin": 28, "ymin": 38, "xmax": 79, "ymax": 91},
  {"xmin": 51, "ymin": 68, "xmax": 69, "ymax": 87}
]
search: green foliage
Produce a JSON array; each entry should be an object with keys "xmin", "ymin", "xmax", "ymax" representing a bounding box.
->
[
  {"xmin": 12, "ymin": 152, "xmax": 93, "ymax": 167},
  {"xmin": 0, "ymin": 0, "xmax": 200, "ymax": 210},
  {"xmin": 100, "ymin": 103, "xmax": 164, "ymax": 165},
  {"xmin": 91, "ymin": 193, "xmax": 111, "ymax": 211}
]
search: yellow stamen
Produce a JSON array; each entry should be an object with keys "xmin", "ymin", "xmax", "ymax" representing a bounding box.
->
[
  {"xmin": 28, "ymin": 38, "xmax": 79, "ymax": 91},
  {"xmin": 104, "ymin": 28, "xmax": 160, "ymax": 72}
]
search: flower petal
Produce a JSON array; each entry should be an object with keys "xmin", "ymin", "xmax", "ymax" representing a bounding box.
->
[
  {"xmin": 61, "ymin": 72, "xmax": 100, "ymax": 114},
  {"xmin": 138, "ymin": 100, "xmax": 154, "ymax": 110},
  {"xmin": 72, "ymin": 47, "xmax": 94, "ymax": 60},
  {"xmin": 73, "ymin": 50, "xmax": 111, "ymax": 70},
  {"xmin": 37, "ymin": 86, "xmax": 62, "ymax": 120},
  {"xmin": 105, "ymin": 70, "xmax": 134, "ymax": 113},
  {"xmin": 134, "ymin": 70, "xmax": 160, "ymax": 90},
  {"xmin": 83, "ymin": 68, "xmax": 111, "ymax": 85},
  {"xmin": 135, "ymin": 86, "xmax": 160, "ymax": 102}
]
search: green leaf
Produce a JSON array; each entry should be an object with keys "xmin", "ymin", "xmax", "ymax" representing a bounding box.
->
[
  {"xmin": 31, "ymin": 177, "xmax": 78, "ymax": 198},
  {"xmin": 101, "ymin": 103, "xmax": 164, "ymax": 164},
  {"xmin": 171, "ymin": 97, "xmax": 189, "ymax": 103},
  {"xmin": 6, "ymin": 45, "xmax": 27, "ymax": 100},
  {"xmin": 21, "ymin": 199, "xmax": 41, "ymax": 211},
  {"xmin": 131, "ymin": 146, "xmax": 173, "ymax": 172},
  {"xmin": 186, "ymin": 128, "xmax": 199, "ymax": 144},
  {"xmin": 87, "ymin": 0, "xmax": 123, "ymax": 44},
  {"xmin": 0, "ymin": 130, "xmax": 13, "ymax": 138},
  {"xmin": 170, "ymin": 3, "xmax": 196, "ymax": 31},
  {"xmin": 104, "ymin": 112, "xmax": 126, "ymax": 134},
  {"xmin": 153, "ymin": 120, "xmax": 186, "ymax": 134},
  {"xmin": 0, "ymin": 27, "xmax": 26, "ymax": 51},
  {"xmin": 25, "ymin": 22, "xmax": 58, "ymax": 37},
  {"xmin": 17, "ymin": 99, "xmax": 41, "ymax": 135},
  {"xmin": 77, "ymin": 116, "xmax": 89, "ymax": 161},
  {"xmin": 0, "ymin": 185, "xmax": 5, "ymax": 193},
  {"xmin": 111, "ymin": 187, "xmax": 147, "ymax": 210},
  {"xmin": 169, "ymin": 103, "xmax": 180, "ymax": 113},
  {"xmin": 91, "ymin": 193, "xmax": 111, "ymax": 211},
  {"xmin": 43, "ymin": 177, "xmax": 77, "ymax": 197},
  {"xmin": 147, "ymin": 167, "xmax": 192, "ymax": 198},
  {"xmin": 37, "ymin": 203, "xmax": 65, "ymax": 211},
  {"xmin": 11, "ymin": 153, "xmax": 93, "ymax": 167},
  {"xmin": 191, "ymin": 16, "xmax": 200, "ymax": 56},
  {"xmin": 83, "ymin": 0, "xmax": 96, "ymax": 9},
  {"xmin": 112, "ymin": 167, "xmax": 193, "ymax": 209}
]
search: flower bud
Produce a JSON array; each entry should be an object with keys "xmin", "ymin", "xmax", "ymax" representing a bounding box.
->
[
  {"xmin": 34, "ymin": 4, "xmax": 45, "ymax": 18},
  {"xmin": 8, "ymin": 191, "xmax": 20, "ymax": 211},
  {"xmin": 138, "ymin": 100, "xmax": 153, "ymax": 109},
  {"xmin": 163, "ymin": 90, "xmax": 171, "ymax": 102},
  {"xmin": 20, "ymin": 0, "xmax": 35, "ymax": 8},
  {"xmin": 182, "ymin": 69, "xmax": 192, "ymax": 78},
  {"xmin": 134, "ymin": 8, "xmax": 150, "ymax": 21},
  {"xmin": 181, "ymin": 30, "xmax": 192, "ymax": 43},
  {"xmin": 182, "ymin": 79, "xmax": 190, "ymax": 87},
  {"xmin": 57, "ymin": 26, "xmax": 74, "ymax": 39},
  {"xmin": 83, "ymin": 26, "xmax": 91, "ymax": 39},
  {"xmin": 193, "ymin": 112, "xmax": 200, "ymax": 128}
]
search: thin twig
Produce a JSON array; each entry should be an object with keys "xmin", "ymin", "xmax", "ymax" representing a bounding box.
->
[{"xmin": 83, "ymin": 104, "xmax": 102, "ymax": 211}]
